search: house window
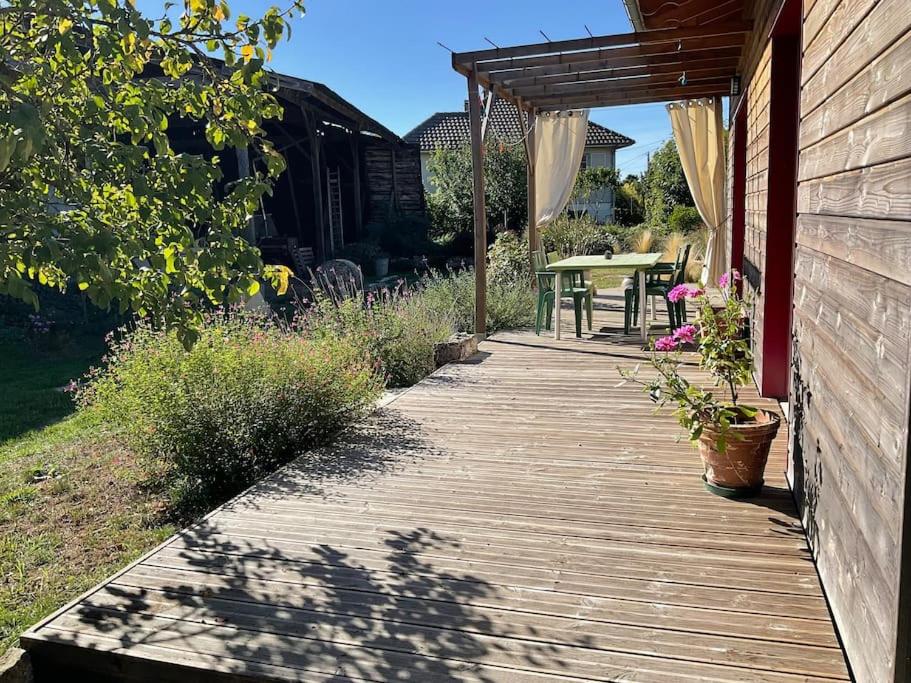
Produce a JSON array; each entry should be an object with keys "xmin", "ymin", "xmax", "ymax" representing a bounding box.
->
[
  {"xmin": 580, "ymin": 153, "xmax": 590, "ymax": 170},
  {"xmin": 588, "ymin": 151, "xmax": 608, "ymax": 168}
]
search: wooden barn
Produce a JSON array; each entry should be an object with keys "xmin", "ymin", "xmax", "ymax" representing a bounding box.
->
[{"xmin": 169, "ymin": 74, "xmax": 424, "ymax": 269}]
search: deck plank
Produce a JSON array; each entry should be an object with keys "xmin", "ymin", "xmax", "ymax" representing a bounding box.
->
[{"xmin": 20, "ymin": 293, "xmax": 850, "ymax": 682}]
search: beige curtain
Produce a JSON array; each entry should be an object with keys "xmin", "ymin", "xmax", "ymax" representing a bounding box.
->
[
  {"xmin": 534, "ymin": 109, "xmax": 590, "ymax": 227},
  {"xmin": 667, "ymin": 98, "xmax": 727, "ymax": 285}
]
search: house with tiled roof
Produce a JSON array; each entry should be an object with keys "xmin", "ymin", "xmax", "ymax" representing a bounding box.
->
[{"xmin": 405, "ymin": 99, "xmax": 634, "ymax": 222}]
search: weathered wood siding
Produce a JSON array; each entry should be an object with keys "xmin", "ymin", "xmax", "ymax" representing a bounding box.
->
[
  {"xmin": 732, "ymin": 0, "xmax": 783, "ymax": 389},
  {"xmin": 364, "ymin": 143, "xmax": 425, "ymax": 223},
  {"xmin": 743, "ymin": 42, "xmax": 772, "ymax": 383},
  {"xmin": 792, "ymin": 2, "xmax": 911, "ymax": 681}
]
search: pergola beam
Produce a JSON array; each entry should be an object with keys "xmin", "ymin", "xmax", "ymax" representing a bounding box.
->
[
  {"xmin": 530, "ymin": 77, "xmax": 729, "ymax": 103},
  {"xmin": 452, "ymin": 21, "xmax": 750, "ymax": 65},
  {"xmin": 496, "ymin": 54, "xmax": 740, "ymax": 89},
  {"xmin": 537, "ymin": 84, "xmax": 731, "ymax": 110},
  {"xmin": 508, "ymin": 68, "xmax": 735, "ymax": 99},
  {"xmin": 489, "ymin": 46, "xmax": 742, "ymax": 85},
  {"xmin": 472, "ymin": 33, "xmax": 746, "ymax": 79}
]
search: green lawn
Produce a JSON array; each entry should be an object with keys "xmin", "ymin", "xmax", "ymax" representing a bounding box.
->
[
  {"xmin": 0, "ymin": 331, "xmax": 175, "ymax": 654},
  {"xmin": 0, "ymin": 329, "xmax": 106, "ymax": 445},
  {"xmin": 592, "ymin": 271, "xmax": 626, "ymax": 290}
]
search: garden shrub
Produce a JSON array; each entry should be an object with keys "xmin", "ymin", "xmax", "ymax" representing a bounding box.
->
[
  {"xmin": 77, "ymin": 312, "xmax": 383, "ymax": 512},
  {"xmin": 668, "ymin": 205, "xmax": 704, "ymax": 234},
  {"xmin": 487, "ymin": 230, "xmax": 528, "ymax": 285},
  {"xmin": 541, "ymin": 215, "xmax": 618, "ymax": 257},
  {"xmin": 302, "ymin": 287, "xmax": 455, "ymax": 389},
  {"xmin": 417, "ymin": 269, "xmax": 535, "ymax": 335},
  {"xmin": 602, "ymin": 223, "xmax": 641, "ymax": 252}
]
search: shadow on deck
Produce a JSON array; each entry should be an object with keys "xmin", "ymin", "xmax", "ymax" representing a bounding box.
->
[{"xmin": 21, "ymin": 292, "xmax": 849, "ymax": 682}]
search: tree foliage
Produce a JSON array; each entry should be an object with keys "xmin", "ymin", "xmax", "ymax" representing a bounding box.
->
[
  {"xmin": 614, "ymin": 176, "xmax": 645, "ymax": 226},
  {"xmin": 426, "ymin": 144, "xmax": 624, "ymax": 240},
  {"xmin": 0, "ymin": 0, "xmax": 303, "ymax": 346},
  {"xmin": 425, "ymin": 142, "xmax": 527, "ymax": 240},
  {"xmin": 642, "ymin": 139, "xmax": 695, "ymax": 228},
  {"xmin": 568, "ymin": 166, "xmax": 619, "ymax": 216}
]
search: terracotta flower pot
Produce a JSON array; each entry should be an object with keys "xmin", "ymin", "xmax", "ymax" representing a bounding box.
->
[{"xmin": 697, "ymin": 409, "xmax": 781, "ymax": 497}]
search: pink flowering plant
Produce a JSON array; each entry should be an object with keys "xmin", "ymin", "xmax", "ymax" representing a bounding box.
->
[{"xmin": 619, "ymin": 270, "xmax": 756, "ymax": 452}]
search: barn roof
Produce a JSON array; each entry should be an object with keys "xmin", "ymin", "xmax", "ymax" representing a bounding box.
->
[{"xmin": 404, "ymin": 98, "xmax": 634, "ymax": 151}]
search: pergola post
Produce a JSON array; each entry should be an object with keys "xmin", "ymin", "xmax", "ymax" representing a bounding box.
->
[
  {"xmin": 467, "ymin": 66, "xmax": 487, "ymax": 336},
  {"xmin": 517, "ymin": 102, "xmax": 537, "ymax": 278}
]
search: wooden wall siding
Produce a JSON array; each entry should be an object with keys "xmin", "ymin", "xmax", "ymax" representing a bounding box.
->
[
  {"xmin": 743, "ymin": 42, "xmax": 772, "ymax": 382},
  {"xmin": 364, "ymin": 145, "xmax": 425, "ymax": 224},
  {"xmin": 792, "ymin": 0, "xmax": 911, "ymax": 680},
  {"xmin": 724, "ymin": 119, "xmax": 735, "ymax": 269},
  {"xmin": 802, "ymin": 0, "xmax": 909, "ymax": 114}
]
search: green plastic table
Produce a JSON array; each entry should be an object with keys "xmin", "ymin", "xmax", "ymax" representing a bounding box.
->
[{"xmin": 547, "ymin": 252, "xmax": 663, "ymax": 343}]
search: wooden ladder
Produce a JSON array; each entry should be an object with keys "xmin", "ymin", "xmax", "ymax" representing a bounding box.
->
[{"xmin": 326, "ymin": 168, "xmax": 343, "ymax": 253}]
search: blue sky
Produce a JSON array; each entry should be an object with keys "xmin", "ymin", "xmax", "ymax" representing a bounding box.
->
[{"xmin": 147, "ymin": 0, "xmax": 676, "ymax": 175}]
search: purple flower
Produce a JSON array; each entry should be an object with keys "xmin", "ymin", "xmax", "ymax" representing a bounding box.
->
[
  {"xmin": 654, "ymin": 336, "xmax": 679, "ymax": 352},
  {"xmin": 718, "ymin": 270, "xmax": 742, "ymax": 289},
  {"xmin": 673, "ymin": 324, "xmax": 698, "ymax": 344},
  {"xmin": 667, "ymin": 284, "xmax": 704, "ymax": 303}
]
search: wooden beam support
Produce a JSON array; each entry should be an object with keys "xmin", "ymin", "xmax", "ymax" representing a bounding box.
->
[
  {"xmin": 467, "ymin": 67, "xmax": 487, "ymax": 337},
  {"xmin": 304, "ymin": 106, "xmax": 327, "ymax": 262},
  {"xmin": 283, "ymin": 149, "xmax": 304, "ymax": 243},
  {"xmin": 537, "ymin": 87, "xmax": 730, "ymax": 110},
  {"xmin": 533, "ymin": 80, "xmax": 730, "ymax": 108},
  {"xmin": 350, "ymin": 130, "xmax": 363, "ymax": 237},
  {"xmin": 480, "ymin": 88, "xmax": 496, "ymax": 142},
  {"xmin": 508, "ymin": 69, "xmax": 734, "ymax": 99},
  {"xmin": 490, "ymin": 46, "xmax": 742, "ymax": 85},
  {"xmin": 390, "ymin": 144, "xmax": 399, "ymax": 212},
  {"xmin": 452, "ymin": 21, "xmax": 751, "ymax": 66},
  {"xmin": 516, "ymin": 99, "xmax": 537, "ymax": 279},
  {"xmin": 470, "ymin": 33, "xmax": 746, "ymax": 77},
  {"xmin": 501, "ymin": 58, "xmax": 738, "ymax": 91}
]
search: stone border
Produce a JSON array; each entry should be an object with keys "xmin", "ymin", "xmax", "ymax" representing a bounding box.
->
[{"xmin": 433, "ymin": 333, "xmax": 479, "ymax": 368}]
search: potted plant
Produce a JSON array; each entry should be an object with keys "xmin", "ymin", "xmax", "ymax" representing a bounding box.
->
[{"xmin": 619, "ymin": 270, "xmax": 780, "ymax": 497}]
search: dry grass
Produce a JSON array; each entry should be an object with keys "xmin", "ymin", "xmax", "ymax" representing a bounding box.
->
[
  {"xmin": 632, "ymin": 228, "xmax": 654, "ymax": 253},
  {"xmin": 685, "ymin": 256, "xmax": 704, "ymax": 283},
  {"xmin": 661, "ymin": 232, "xmax": 686, "ymax": 262}
]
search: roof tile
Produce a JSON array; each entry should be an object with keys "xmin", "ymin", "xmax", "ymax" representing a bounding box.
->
[{"xmin": 404, "ymin": 99, "xmax": 635, "ymax": 151}]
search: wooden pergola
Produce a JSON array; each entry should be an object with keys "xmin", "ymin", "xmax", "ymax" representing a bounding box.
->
[{"xmin": 451, "ymin": 22, "xmax": 750, "ymax": 335}]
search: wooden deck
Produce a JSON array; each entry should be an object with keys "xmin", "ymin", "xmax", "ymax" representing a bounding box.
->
[{"xmin": 22, "ymin": 292, "xmax": 849, "ymax": 682}]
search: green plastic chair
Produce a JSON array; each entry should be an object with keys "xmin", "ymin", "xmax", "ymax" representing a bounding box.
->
[
  {"xmin": 546, "ymin": 251, "xmax": 595, "ymax": 326},
  {"xmin": 623, "ymin": 244, "xmax": 691, "ymax": 334},
  {"xmin": 533, "ymin": 250, "xmax": 591, "ymax": 337}
]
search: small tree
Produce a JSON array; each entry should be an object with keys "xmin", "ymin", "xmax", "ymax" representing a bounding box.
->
[
  {"xmin": 1, "ymin": 0, "xmax": 302, "ymax": 346},
  {"xmin": 615, "ymin": 176, "xmax": 645, "ymax": 226},
  {"xmin": 642, "ymin": 139, "xmax": 695, "ymax": 229},
  {"xmin": 426, "ymin": 142, "xmax": 527, "ymax": 241},
  {"xmin": 568, "ymin": 166, "xmax": 619, "ymax": 218}
]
